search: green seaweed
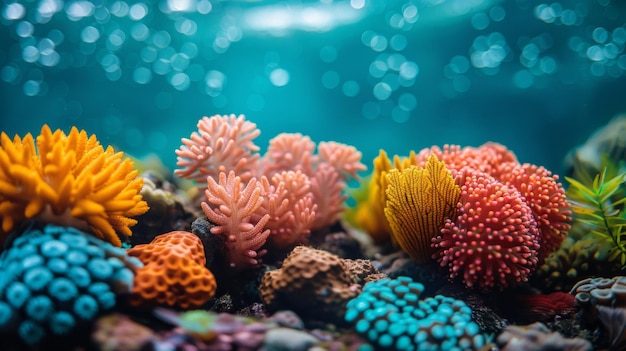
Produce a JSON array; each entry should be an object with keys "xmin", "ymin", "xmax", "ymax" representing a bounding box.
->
[{"xmin": 565, "ymin": 156, "xmax": 626, "ymax": 268}]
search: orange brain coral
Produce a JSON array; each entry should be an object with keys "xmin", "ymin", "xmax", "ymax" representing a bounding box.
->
[
  {"xmin": 0, "ymin": 125, "xmax": 148, "ymax": 247},
  {"xmin": 128, "ymin": 231, "xmax": 217, "ymax": 309}
]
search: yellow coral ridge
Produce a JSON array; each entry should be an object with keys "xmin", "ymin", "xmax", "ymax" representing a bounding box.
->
[
  {"xmin": 384, "ymin": 154, "xmax": 460, "ymax": 262},
  {"xmin": 0, "ymin": 125, "xmax": 149, "ymax": 247}
]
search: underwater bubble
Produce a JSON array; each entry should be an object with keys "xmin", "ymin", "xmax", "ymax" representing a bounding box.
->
[
  {"xmin": 3, "ymin": 3, "xmax": 25, "ymax": 20},
  {"xmin": 94, "ymin": 6, "xmax": 110, "ymax": 23},
  {"xmin": 226, "ymin": 26, "xmax": 242, "ymax": 42},
  {"xmin": 362, "ymin": 101, "xmax": 379, "ymax": 119},
  {"xmin": 361, "ymin": 30, "xmax": 376, "ymax": 47},
  {"xmin": 48, "ymin": 29, "xmax": 64, "ymax": 45},
  {"xmin": 181, "ymin": 42, "xmax": 198, "ymax": 58},
  {"xmin": 373, "ymin": 82, "xmax": 392, "ymax": 100},
  {"xmin": 22, "ymin": 46, "xmax": 40, "ymax": 63},
  {"xmin": 388, "ymin": 13, "xmax": 405, "ymax": 30},
  {"xmin": 105, "ymin": 69, "xmax": 122, "ymax": 81},
  {"xmin": 107, "ymin": 29, "xmax": 126, "ymax": 50},
  {"xmin": 170, "ymin": 53, "xmax": 190, "ymax": 71},
  {"xmin": 269, "ymin": 68, "xmax": 289, "ymax": 87},
  {"xmin": 471, "ymin": 12, "xmax": 489, "ymax": 30},
  {"xmin": 169, "ymin": 72, "xmax": 190, "ymax": 91},
  {"xmin": 23, "ymin": 80, "xmax": 41, "ymax": 96},
  {"xmin": 342, "ymin": 80, "xmax": 360, "ymax": 97},
  {"xmin": 390, "ymin": 34, "xmax": 407, "ymax": 51},
  {"xmin": 450, "ymin": 55, "xmax": 470, "ymax": 74},
  {"xmin": 205, "ymin": 70, "xmax": 225, "ymax": 89},
  {"xmin": 489, "ymin": 6, "xmax": 506, "ymax": 22},
  {"xmin": 38, "ymin": 38, "xmax": 55, "ymax": 55},
  {"xmin": 399, "ymin": 61, "xmax": 418, "ymax": 80},
  {"xmin": 350, "ymin": 0, "xmax": 365, "ymax": 10},
  {"xmin": 153, "ymin": 58, "xmax": 171, "ymax": 75},
  {"xmin": 1, "ymin": 65, "xmax": 20, "ymax": 84},
  {"xmin": 603, "ymin": 43, "xmax": 619, "ymax": 59},
  {"xmin": 398, "ymin": 93, "xmax": 416, "ymax": 111},
  {"xmin": 322, "ymin": 70, "xmax": 340, "ymax": 89},
  {"xmin": 40, "ymin": 51, "xmax": 60, "ymax": 67},
  {"xmin": 131, "ymin": 23, "xmax": 150, "ymax": 41},
  {"xmin": 16, "ymin": 21, "xmax": 34, "ymax": 38},
  {"xmin": 320, "ymin": 45, "xmax": 337, "ymax": 63},
  {"xmin": 392, "ymin": 106, "xmax": 410, "ymax": 123},
  {"xmin": 513, "ymin": 69, "xmax": 534, "ymax": 88},
  {"xmin": 197, "ymin": 0, "xmax": 212, "ymax": 14},
  {"xmin": 587, "ymin": 45, "xmax": 604, "ymax": 61},
  {"xmin": 213, "ymin": 36, "xmax": 230, "ymax": 53},
  {"xmin": 100, "ymin": 53, "xmax": 120, "ymax": 72},
  {"xmin": 110, "ymin": 1, "xmax": 130, "ymax": 17},
  {"xmin": 382, "ymin": 72, "xmax": 399, "ymax": 91},
  {"xmin": 590, "ymin": 62, "xmax": 606, "ymax": 77},
  {"xmin": 452, "ymin": 75, "xmax": 471, "ymax": 92},
  {"xmin": 129, "ymin": 3, "xmax": 148, "ymax": 20},
  {"xmin": 133, "ymin": 66, "xmax": 152, "ymax": 84},
  {"xmin": 522, "ymin": 43, "xmax": 540, "ymax": 61},
  {"xmin": 534, "ymin": 4, "xmax": 556, "ymax": 23},
  {"xmin": 370, "ymin": 35, "xmax": 388, "ymax": 52},
  {"xmin": 247, "ymin": 94, "xmax": 265, "ymax": 112},
  {"xmin": 539, "ymin": 56, "xmax": 557, "ymax": 74},
  {"xmin": 613, "ymin": 27, "xmax": 626, "ymax": 46},
  {"xmin": 369, "ymin": 60, "xmax": 388, "ymax": 79},
  {"xmin": 81, "ymin": 26, "xmax": 100, "ymax": 43},
  {"xmin": 560, "ymin": 9, "xmax": 577, "ymax": 26},
  {"xmin": 387, "ymin": 53, "xmax": 406, "ymax": 71},
  {"xmin": 152, "ymin": 30, "xmax": 171, "ymax": 49},
  {"xmin": 66, "ymin": 1, "xmax": 94, "ymax": 21},
  {"xmin": 402, "ymin": 4, "xmax": 418, "ymax": 23},
  {"xmin": 593, "ymin": 27, "xmax": 609, "ymax": 44},
  {"xmin": 175, "ymin": 18, "xmax": 198, "ymax": 36},
  {"xmin": 140, "ymin": 46, "xmax": 158, "ymax": 63}
]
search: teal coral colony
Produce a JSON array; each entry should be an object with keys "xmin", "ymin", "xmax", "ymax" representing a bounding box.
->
[{"xmin": 1, "ymin": 1, "xmax": 626, "ymax": 350}]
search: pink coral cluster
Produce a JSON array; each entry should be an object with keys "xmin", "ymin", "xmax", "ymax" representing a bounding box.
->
[
  {"xmin": 422, "ymin": 143, "xmax": 571, "ymax": 290},
  {"xmin": 175, "ymin": 114, "xmax": 366, "ymax": 269}
]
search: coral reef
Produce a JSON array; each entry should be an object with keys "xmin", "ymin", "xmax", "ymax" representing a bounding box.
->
[
  {"xmin": 496, "ymin": 322, "xmax": 592, "ymax": 351},
  {"xmin": 0, "ymin": 224, "xmax": 142, "ymax": 345},
  {"xmin": 128, "ymin": 231, "xmax": 217, "ymax": 309},
  {"xmin": 201, "ymin": 171, "xmax": 271, "ymax": 269},
  {"xmin": 383, "ymin": 154, "xmax": 460, "ymax": 263},
  {"xmin": 0, "ymin": 125, "xmax": 149, "ymax": 247},
  {"xmin": 344, "ymin": 276, "xmax": 487, "ymax": 351},
  {"xmin": 432, "ymin": 168, "xmax": 541, "ymax": 290},
  {"xmin": 259, "ymin": 246, "xmax": 380, "ymax": 322}
]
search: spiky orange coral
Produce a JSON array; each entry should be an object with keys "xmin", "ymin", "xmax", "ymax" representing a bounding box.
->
[{"xmin": 0, "ymin": 125, "xmax": 148, "ymax": 247}]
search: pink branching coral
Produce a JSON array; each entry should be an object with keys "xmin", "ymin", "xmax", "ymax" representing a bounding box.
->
[
  {"xmin": 259, "ymin": 170, "xmax": 317, "ymax": 249},
  {"xmin": 415, "ymin": 142, "xmax": 518, "ymax": 177},
  {"xmin": 317, "ymin": 141, "xmax": 368, "ymax": 180},
  {"xmin": 201, "ymin": 171, "xmax": 270, "ymax": 269},
  {"xmin": 310, "ymin": 163, "xmax": 347, "ymax": 231},
  {"xmin": 432, "ymin": 168, "xmax": 541, "ymax": 290},
  {"xmin": 262, "ymin": 133, "xmax": 316, "ymax": 176},
  {"xmin": 174, "ymin": 114, "xmax": 261, "ymax": 185},
  {"xmin": 497, "ymin": 162, "xmax": 572, "ymax": 260}
]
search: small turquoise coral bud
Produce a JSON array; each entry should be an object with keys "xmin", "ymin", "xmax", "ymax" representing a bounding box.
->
[
  {"xmin": 5, "ymin": 281, "xmax": 31, "ymax": 309},
  {"xmin": 49, "ymin": 311, "xmax": 75, "ymax": 335},
  {"xmin": 25, "ymin": 295, "xmax": 53, "ymax": 322},
  {"xmin": 23, "ymin": 266, "xmax": 53, "ymax": 291},
  {"xmin": 73, "ymin": 294, "xmax": 98, "ymax": 320},
  {"xmin": 41, "ymin": 240, "xmax": 69, "ymax": 258},
  {"xmin": 18, "ymin": 319, "xmax": 45, "ymax": 345},
  {"xmin": 48, "ymin": 277, "xmax": 78, "ymax": 302}
]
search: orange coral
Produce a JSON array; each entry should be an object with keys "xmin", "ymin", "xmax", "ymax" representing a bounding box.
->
[
  {"xmin": 384, "ymin": 154, "xmax": 461, "ymax": 262},
  {"xmin": 0, "ymin": 125, "xmax": 148, "ymax": 247},
  {"xmin": 128, "ymin": 231, "xmax": 217, "ymax": 309}
]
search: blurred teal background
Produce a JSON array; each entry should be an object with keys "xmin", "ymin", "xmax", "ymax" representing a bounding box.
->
[{"xmin": 1, "ymin": 0, "xmax": 625, "ymax": 175}]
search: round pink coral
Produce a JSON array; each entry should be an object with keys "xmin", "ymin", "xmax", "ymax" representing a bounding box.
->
[
  {"xmin": 432, "ymin": 169, "xmax": 541, "ymax": 290},
  {"xmin": 497, "ymin": 162, "xmax": 572, "ymax": 260}
]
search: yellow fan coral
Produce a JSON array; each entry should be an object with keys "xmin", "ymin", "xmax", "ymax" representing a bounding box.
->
[
  {"xmin": 384, "ymin": 154, "xmax": 460, "ymax": 262},
  {"xmin": 0, "ymin": 125, "xmax": 149, "ymax": 247}
]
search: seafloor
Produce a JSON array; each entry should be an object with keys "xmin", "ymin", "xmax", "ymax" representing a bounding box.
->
[{"xmin": 0, "ymin": 114, "xmax": 625, "ymax": 351}]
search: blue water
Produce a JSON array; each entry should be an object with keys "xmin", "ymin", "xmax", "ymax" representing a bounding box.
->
[{"xmin": 1, "ymin": 0, "xmax": 625, "ymax": 175}]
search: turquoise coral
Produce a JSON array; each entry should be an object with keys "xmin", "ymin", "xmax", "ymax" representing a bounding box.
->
[
  {"xmin": 344, "ymin": 276, "xmax": 486, "ymax": 351},
  {"xmin": 0, "ymin": 224, "xmax": 142, "ymax": 345}
]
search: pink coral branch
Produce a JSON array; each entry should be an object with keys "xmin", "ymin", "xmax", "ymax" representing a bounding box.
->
[
  {"xmin": 262, "ymin": 133, "xmax": 316, "ymax": 176},
  {"xmin": 317, "ymin": 141, "xmax": 367, "ymax": 180},
  {"xmin": 310, "ymin": 164, "xmax": 346, "ymax": 231},
  {"xmin": 259, "ymin": 170, "xmax": 317, "ymax": 249},
  {"xmin": 201, "ymin": 171, "xmax": 270, "ymax": 269},
  {"xmin": 175, "ymin": 114, "xmax": 261, "ymax": 185}
]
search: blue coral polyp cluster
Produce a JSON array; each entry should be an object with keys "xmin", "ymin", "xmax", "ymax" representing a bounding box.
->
[
  {"xmin": 0, "ymin": 224, "xmax": 143, "ymax": 345},
  {"xmin": 345, "ymin": 276, "xmax": 486, "ymax": 351}
]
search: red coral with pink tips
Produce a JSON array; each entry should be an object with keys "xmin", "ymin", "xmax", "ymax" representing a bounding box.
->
[{"xmin": 432, "ymin": 168, "xmax": 541, "ymax": 290}]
